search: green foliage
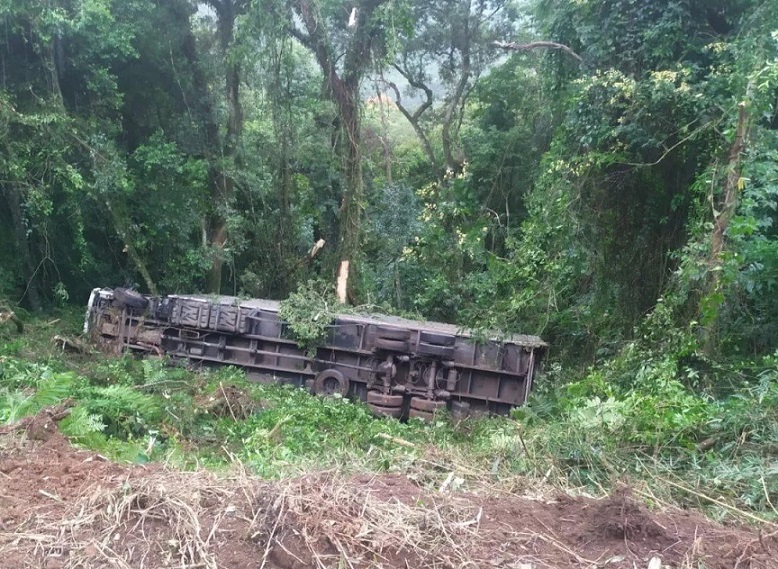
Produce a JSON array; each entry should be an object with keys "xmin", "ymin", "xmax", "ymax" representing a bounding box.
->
[
  {"xmin": 58, "ymin": 405, "xmax": 107, "ymax": 440},
  {"xmin": 510, "ymin": 350, "xmax": 778, "ymax": 515},
  {"xmin": 278, "ymin": 280, "xmax": 342, "ymax": 351},
  {"xmin": 0, "ymin": 0, "xmax": 777, "ymax": 525},
  {"xmin": 78, "ymin": 384, "xmax": 160, "ymax": 438},
  {"xmin": 0, "ymin": 370, "xmax": 76, "ymax": 423}
]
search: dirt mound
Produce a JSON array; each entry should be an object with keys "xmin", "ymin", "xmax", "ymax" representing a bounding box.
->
[
  {"xmin": 0, "ymin": 400, "xmax": 74, "ymax": 442},
  {"xmin": 1, "ymin": 431, "xmax": 776, "ymax": 569},
  {"xmin": 589, "ymin": 487, "xmax": 667, "ymax": 541}
]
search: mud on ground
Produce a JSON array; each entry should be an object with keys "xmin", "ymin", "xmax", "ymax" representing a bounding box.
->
[{"xmin": 0, "ymin": 428, "xmax": 775, "ymax": 569}]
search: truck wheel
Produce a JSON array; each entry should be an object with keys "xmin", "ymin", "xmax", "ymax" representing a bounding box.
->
[
  {"xmin": 313, "ymin": 369, "xmax": 349, "ymax": 397},
  {"xmin": 416, "ymin": 342, "xmax": 454, "ymax": 358},
  {"xmin": 367, "ymin": 391, "xmax": 404, "ymax": 407},
  {"xmin": 373, "ymin": 337, "xmax": 409, "ymax": 352},
  {"xmin": 375, "ymin": 326, "xmax": 411, "ymax": 341},
  {"xmin": 409, "ymin": 397, "xmax": 446, "ymax": 412},
  {"xmin": 369, "ymin": 404, "xmax": 403, "ymax": 418},
  {"xmin": 408, "ymin": 408, "xmax": 435, "ymax": 421},
  {"xmin": 113, "ymin": 288, "xmax": 149, "ymax": 310}
]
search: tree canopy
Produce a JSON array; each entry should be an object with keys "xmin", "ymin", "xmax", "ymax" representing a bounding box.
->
[{"xmin": 0, "ymin": 0, "xmax": 776, "ymax": 374}]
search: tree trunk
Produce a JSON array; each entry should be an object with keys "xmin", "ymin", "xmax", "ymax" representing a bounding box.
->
[
  {"xmin": 104, "ymin": 197, "xmax": 159, "ymax": 296},
  {"xmin": 6, "ymin": 188, "xmax": 43, "ymax": 311},
  {"xmin": 385, "ymin": 73, "xmax": 441, "ymax": 182},
  {"xmin": 198, "ymin": 0, "xmax": 244, "ymax": 293},
  {"xmin": 335, "ymin": 81, "xmax": 363, "ymax": 300},
  {"xmin": 373, "ymin": 77, "xmax": 392, "ymax": 183},
  {"xmin": 179, "ymin": 3, "xmax": 225, "ymax": 293},
  {"xmin": 270, "ymin": 38, "xmax": 295, "ymax": 282},
  {"xmin": 441, "ymin": 0, "xmax": 472, "ymax": 175},
  {"xmin": 704, "ymin": 102, "xmax": 749, "ymax": 356},
  {"xmin": 442, "ymin": 53, "xmax": 470, "ymax": 174},
  {"xmin": 292, "ymin": 0, "xmax": 387, "ymax": 302}
]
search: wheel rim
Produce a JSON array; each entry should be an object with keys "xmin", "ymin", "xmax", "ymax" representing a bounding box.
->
[
  {"xmin": 314, "ymin": 369, "xmax": 348, "ymax": 397},
  {"xmin": 323, "ymin": 376, "xmax": 340, "ymax": 394}
]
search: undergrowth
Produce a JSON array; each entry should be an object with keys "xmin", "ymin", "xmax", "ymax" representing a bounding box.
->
[{"xmin": 1, "ymin": 310, "xmax": 777, "ymax": 524}]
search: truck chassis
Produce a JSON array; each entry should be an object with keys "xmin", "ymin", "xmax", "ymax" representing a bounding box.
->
[{"xmin": 85, "ymin": 288, "xmax": 547, "ymax": 420}]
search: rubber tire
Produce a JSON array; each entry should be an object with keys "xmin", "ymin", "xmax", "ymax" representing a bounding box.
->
[
  {"xmin": 416, "ymin": 342, "xmax": 455, "ymax": 358},
  {"xmin": 408, "ymin": 408, "xmax": 435, "ymax": 421},
  {"xmin": 375, "ymin": 326, "xmax": 411, "ymax": 341},
  {"xmin": 313, "ymin": 369, "xmax": 350, "ymax": 397},
  {"xmin": 419, "ymin": 331, "xmax": 456, "ymax": 346},
  {"xmin": 410, "ymin": 397, "xmax": 447, "ymax": 412},
  {"xmin": 451, "ymin": 400, "xmax": 471, "ymax": 421},
  {"xmin": 367, "ymin": 391, "xmax": 404, "ymax": 407},
  {"xmin": 369, "ymin": 404, "xmax": 403, "ymax": 418},
  {"xmin": 113, "ymin": 288, "xmax": 149, "ymax": 310},
  {"xmin": 374, "ymin": 337, "xmax": 409, "ymax": 352}
]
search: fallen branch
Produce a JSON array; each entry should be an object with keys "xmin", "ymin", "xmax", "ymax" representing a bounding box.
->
[
  {"xmin": 0, "ymin": 308, "xmax": 23, "ymax": 333},
  {"xmin": 375, "ymin": 432, "xmax": 416, "ymax": 448},
  {"xmin": 53, "ymin": 334, "xmax": 94, "ymax": 354}
]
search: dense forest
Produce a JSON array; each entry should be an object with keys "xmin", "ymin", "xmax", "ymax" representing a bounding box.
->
[
  {"xmin": 1, "ymin": 0, "xmax": 776, "ymax": 364},
  {"xmin": 1, "ymin": 0, "xmax": 777, "ymax": 367},
  {"xmin": 1, "ymin": 0, "xmax": 778, "ymax": 546}
]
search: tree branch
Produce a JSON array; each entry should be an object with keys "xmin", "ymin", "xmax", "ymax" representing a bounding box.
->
[
  {"xmin": 492, "ymin": 40, "xmax": 583, "ymax": 62},
  {"xmin": 384, "ymin": 78, "xmax": 440, "ymax": 178},
  {"xmin": 287, "ymin": 25, "xmax": 311, "ymax": 48},
  {"xmin": 391, "ymin": 63, "xmax": 433, "ymax": 121}
]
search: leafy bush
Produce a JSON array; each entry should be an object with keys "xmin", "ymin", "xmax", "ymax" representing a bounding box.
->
[
  {"xmin": 279, "ymin": 280, "xmax": 342, "ymax": 352},
  {"xmin": 78, "ymin": 384, "xmax": 161, "ymax": 439}
]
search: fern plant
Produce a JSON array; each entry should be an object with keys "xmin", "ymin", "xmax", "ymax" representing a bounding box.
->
[
  {"xmin": 1, "ymin": 372, "xmax": 75, "ymax": 423},
  {"xmin": 80, "ymin": 384, "xmax": 161, "ymax": 438},
  {"xmin": 58, "ymin": 405, "xmax": 106, "ymax": 439}
]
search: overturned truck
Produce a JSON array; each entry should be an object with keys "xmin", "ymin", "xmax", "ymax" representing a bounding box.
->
[{"xmin": 85, "ymin": 288, "xmax": 547, "ymax": 420}]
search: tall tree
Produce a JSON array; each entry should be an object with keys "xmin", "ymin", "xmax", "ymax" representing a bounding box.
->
[
  {"xmin": 288, "ymin": 0, "xmax": 389, "ymax": 302},
  {"xmin": 200, "ymin": 0, "xmax": 249, "ymax": 293},
  {"xmin": 390, "ymin": 0, "xmax": 516, "ymax": 178}
]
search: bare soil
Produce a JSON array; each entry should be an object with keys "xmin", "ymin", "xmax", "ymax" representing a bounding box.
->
[{"xmin": 0, "ymin": 426, "xmax": 775, "ymax": 569}]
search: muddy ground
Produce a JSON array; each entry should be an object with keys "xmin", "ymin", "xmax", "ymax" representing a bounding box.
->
[{"xmin": 0, "ymin": 428, "xmax": 775, "ymax": 569}]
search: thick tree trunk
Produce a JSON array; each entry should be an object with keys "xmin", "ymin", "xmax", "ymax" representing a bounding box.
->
[
  {"xmin": 335, "ymin": 82, "xmax": 363, "ymax": 301},
  {"xmin": 179, "ymin": 0, "xmax": 226, "ymax": 293},
  {"xmin": 292, "ymin": 0, "xmax": 387, "ymax": 302},
  {"xmin": 199, "ymin": 0, "xmax": 244, "ymax": 293}
]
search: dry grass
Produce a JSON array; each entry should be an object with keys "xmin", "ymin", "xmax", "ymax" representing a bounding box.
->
[
  {"xmin": 257, "ymin": 472, "xmax": 488, "ymax": 568},
  {"xmin": 7, "ymin": 470, "xmax": 243, "ymax": 569},
  {"xmin": 3, "ymin": 451, "xmax": 775, "ymax": 569},
  {"xmin": 6, "ymin": 467, "xmax": 500, "ymax": 569}
]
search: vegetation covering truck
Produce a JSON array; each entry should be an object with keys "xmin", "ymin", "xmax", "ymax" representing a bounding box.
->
[{"xmin": 84, "ymin": 288, "xmax": 547, "ymax": 420}]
